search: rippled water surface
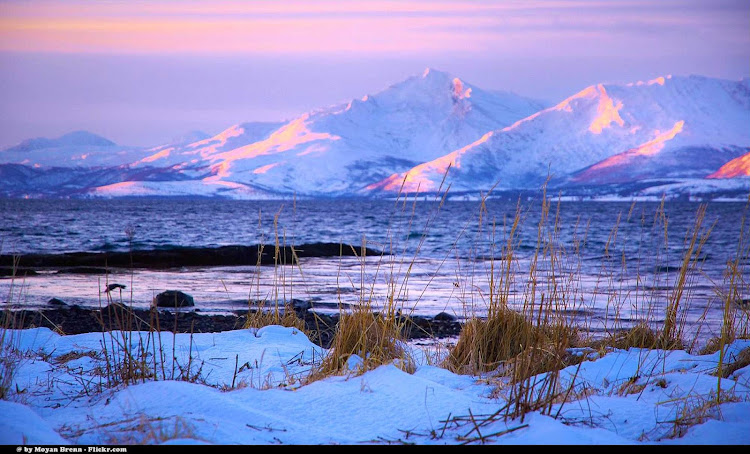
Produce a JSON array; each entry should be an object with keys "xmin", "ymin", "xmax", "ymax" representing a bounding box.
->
[{"xmin": 2, "ymin": 198, "xmax": 748, "ymax": 346}]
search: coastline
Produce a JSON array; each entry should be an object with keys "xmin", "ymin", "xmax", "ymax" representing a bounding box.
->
[{"xmin": 0, "ymin": 302, "xmax": 462, "ymax": 349}]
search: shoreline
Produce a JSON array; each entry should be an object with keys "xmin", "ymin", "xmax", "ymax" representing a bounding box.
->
[
  {"xmin": 0, "ymin": 302, "xmax": 462, "ymax": 349},
  {"xmin": 0, "ymin": 242, "xmax": 463, "ymax": 348}
]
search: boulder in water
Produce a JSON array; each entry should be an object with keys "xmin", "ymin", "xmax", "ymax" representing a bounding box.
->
[
  {"xmin": 434, "ymin": 311, "xmax": 456, "ymax": 322},
  {"xmin": 153, "ymin": 290, "xmax": 195, "ymax": 308},
  {"xmin": 48, "ymin": 298, "xmax": 68, "ymax": 307}
]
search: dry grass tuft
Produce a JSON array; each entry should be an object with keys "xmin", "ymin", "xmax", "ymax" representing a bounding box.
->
[
  {"xmin": 243, "ymin": 304, "xmax": 306, "ymax": 332},
  {"xmin": 664, "ymin": 390, "xmax": 742, "ymax": 439},
  {"xmin": 443, "ymin": 311, "xmax": 531, "ymax": 375},
  {"xmin": 53, "ymin": 350, "xmax": 99, "ymax": 365},
  {"xmin": 1, "ymin": 259, "xmax": 26, "ymax": 400},
  {"xmin": 102, "ymin": 415, "xmax": 200, "ymax": 445},
  {"xmin": 699, "ymin": 336, "xmax": 726, "ymax": 355},
  {"xmin": 591, "ymin": 323, "xmax": 683, "ymax": 352},
  {"xmin": 616, "ymin": 375, "xmax": 647, "ymax": 396},
  {"xmin": 307, "ymin": 308, "xmax": 410, "ymax": 381},
  {"xmin": 1, "ymin": 311, "xmax": 21, "ymax": 399},
  {"xmin": 0, "ymin": 331, "xmax": 19, "ymax": 400},
  {"xmin": 714, "ymin": 346, "xmax": 750, "ymax": 379},
  {"xmin": 443, "ymin": 309, "xmax": 576, "ymax": 378}
]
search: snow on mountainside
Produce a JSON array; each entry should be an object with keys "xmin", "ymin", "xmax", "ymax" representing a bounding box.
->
[
  {"xmin": 155, "ymin": 68, "xmax": 546, "ymax": 196},
  {"xmin": 0, "ymin": 130, "xmax": 152, "ymax": 168},
  {"xmin": 368, "ymin": 75, "xmax": 750, "ymax": 195},
  {"xmin": 134, "ymin": 122, "xmax": 284, "ymax": 169},
  {"xmin": 89, "ymin": 180, "xmax": 279, "ymax": 200},
  {"xmin": 637, "ymin": 177, "xmax": 750, "ymax": 200},
  {"xmin": 0, "ymin": 163, "xmax": 203, "ymax": 199},
  {"xmin": 3, "ymin": 71, "xmax": 749, "ymax": 200}
]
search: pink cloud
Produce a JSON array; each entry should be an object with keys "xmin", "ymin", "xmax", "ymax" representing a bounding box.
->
[{"xmin": 1, "ymin": 0, "xmax": 746, "ymax": 56}]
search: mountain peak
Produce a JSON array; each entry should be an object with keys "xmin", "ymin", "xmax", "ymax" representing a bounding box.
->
[
  {"xmin": 420, "ymin": 67, "xmax": 453, "ymax": 81},
  {"xmin": 58, "ymin": 130, "xmax": 116, "ymax": 147},
  {"xmin": 4, "ymin": 130, "xmax": 116, "ymax": 153},
  {"xmin": 416, "ymin": 68, "xmax": 471, "ymax": 99},
  {"xmin": 385, "ymin": 68, "xmax": 469, "ymax": 98},
  {"xmin": 625, "ymin": 75, "xmax": 673, "ymax": 87}
]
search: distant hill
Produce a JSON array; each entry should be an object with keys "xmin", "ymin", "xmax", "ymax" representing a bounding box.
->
[{"xmin": 5, "ymin": 130, "xmax": 116, "ymax": 153}]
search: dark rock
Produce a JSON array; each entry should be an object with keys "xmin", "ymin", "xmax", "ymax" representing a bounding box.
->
[
  {"xmin": 153, "ymin": 290, "xmax": 195, "ymax": 308},
  {"xmin": 434, "ymin": 311, "xmax": 456, "ymax": 321},
  {"xmin": 48, "ymin": 298, "xmax": 68, "ymax": 306},
  {"xmin": 0, "ymin": 267, "xmax": 37, "ymax": 277},
  {"xmin": 0, "ymin": 242, "xmax": 384, "ymax": 270},
  {"xmin": 57, "ymin": 267, "xmax": 110, "ymax": 275},
  {"xmin": 402, "ymin": 314, "xmax": 462, "ymax": 339},
  {"xmin": 306, "ymin": 300, "xmax": 353, "ymax": 310},
  {"xmin": 102, "ymin": 302, "xmax": 131, "ymax": 312},
  {"xmin": 292, "ymin": 299, "xmax": 312, "ymax": 312}
]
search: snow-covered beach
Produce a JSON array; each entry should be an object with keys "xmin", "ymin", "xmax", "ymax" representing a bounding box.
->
[{"xmin": 2, "ymin": 325, "xmax": 749, "ymax": 445}]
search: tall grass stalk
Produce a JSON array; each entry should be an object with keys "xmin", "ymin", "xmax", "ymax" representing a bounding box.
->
[
  {"xmin": 244, "ymin": 204, "xmax": 306, "ymax": 333},
  {"xmin": 310, "ymin": 170, "xmax": 457, "ymax": 379},
  {"xmin": 659, "ymin": 204, "xmax": 713, "ymax": 348},
  {"xmin": 441, "ymin": 183, "xmax": 581, "ymax": 422},
  {"xmin": 0, "ymin": 255, "xmax": 24, "ymax": 399},
  {"xmin": 715, "ymin": 197, "xmax": 750, "ymax": 399}
]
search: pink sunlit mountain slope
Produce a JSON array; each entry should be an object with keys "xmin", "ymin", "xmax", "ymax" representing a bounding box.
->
[
  {"xmin": 708, "ymin": 150, "xmax": 750, "ymax": 179},
  {"xmin": 134, "ymin": 122, "xmax": 284, "ymax": 170},
  {"xmin": 368, "ymin": 75, "xmax": 750, "ymax": 197},
  {"xmin": 154, "ymin": 68, "xmax": 546, "ymax": 196}
]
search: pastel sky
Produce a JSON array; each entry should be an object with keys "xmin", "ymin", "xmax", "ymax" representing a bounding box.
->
[{"xmin": 0, "ymin": 0, "xmax": 748, "ymax": 149}]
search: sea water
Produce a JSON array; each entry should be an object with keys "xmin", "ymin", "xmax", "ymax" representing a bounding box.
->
[{"xmin": 1, "ymin": 197, "xmax": 748, "ymax": 345}]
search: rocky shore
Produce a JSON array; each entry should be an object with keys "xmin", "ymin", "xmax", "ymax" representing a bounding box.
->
[
  {"xmin": 1, "ymin": 242, "xmax": 464, "ymax": 348},
  {"xmin": 0, "ymin": 302, "xmax": 462, "ymax": 349}
]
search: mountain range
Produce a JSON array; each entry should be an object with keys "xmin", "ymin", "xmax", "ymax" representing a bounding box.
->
[{"xmin": 2, "ymin": 69, "xmax": 748, "ymax": 200}]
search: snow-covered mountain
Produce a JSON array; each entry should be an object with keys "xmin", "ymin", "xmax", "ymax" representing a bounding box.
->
[
  {"xmin": 122, "ymin": 68, "xmax": 545, "ymax": 196},
  {"xmin": 1, "ymin": 71, "xmax": 748, "ymax": 200},
  {"xmin": 0, "ymin": 131, "xmax": 153, "ymax": 168},
  {"xmin": 368, "ymin": 75, "xmax": 749, "ymax": 197}
]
